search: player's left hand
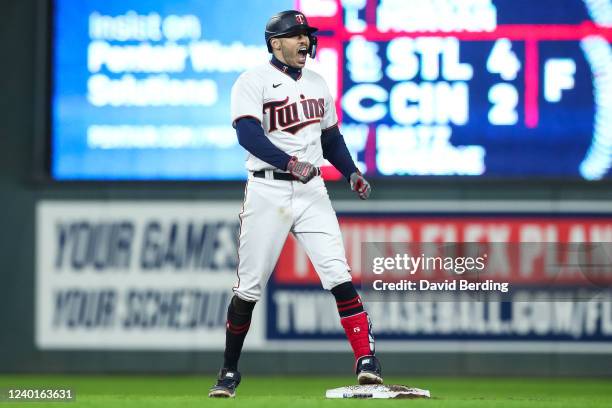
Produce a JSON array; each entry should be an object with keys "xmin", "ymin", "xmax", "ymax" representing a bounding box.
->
[{"xmin": 349, "ymin": 171, "xmax": 371, "ymax": 200}]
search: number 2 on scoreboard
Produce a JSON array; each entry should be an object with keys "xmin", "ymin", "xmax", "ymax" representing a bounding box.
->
[{"xmin": 488, "ymin": 83, "xmax": 518, "ymax": 125}]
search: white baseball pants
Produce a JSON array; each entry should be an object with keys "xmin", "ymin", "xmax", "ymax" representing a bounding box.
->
[{"xmin": 233, "ymin": 172, "xmax": 352, "ymax": 302}]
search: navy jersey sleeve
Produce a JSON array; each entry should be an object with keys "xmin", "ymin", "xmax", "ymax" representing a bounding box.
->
[
  {"xmin": 321, "ymin": 125, "xmax": 358, "ymax": 180},
  {"xmin": 235, "ymin": 117, "xmax": 292, "ymax": 170}
]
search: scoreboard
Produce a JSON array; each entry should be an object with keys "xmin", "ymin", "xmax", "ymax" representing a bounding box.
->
[
  {"xmin": 50, "ymin": 0, "xmax": 612, "ymax": 180},
  {"xmin": 309, "ymin": 0, "xmax": 612, "ymax": 179}
]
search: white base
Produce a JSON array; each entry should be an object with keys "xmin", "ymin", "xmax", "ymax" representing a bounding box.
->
[{"xmin": 325, "ymin": 384, "xmax": 431, "ymax": 399}]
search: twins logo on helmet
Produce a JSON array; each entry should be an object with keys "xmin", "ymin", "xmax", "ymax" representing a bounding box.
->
[{"xmin": 265, "ymin": 10, "xmax": 318, "ymax": 58}]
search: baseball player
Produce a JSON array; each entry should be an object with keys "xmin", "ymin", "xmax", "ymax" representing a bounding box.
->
[{"xmin": 209, "ymin": 10, "xmax": 381, "ymax": 398}]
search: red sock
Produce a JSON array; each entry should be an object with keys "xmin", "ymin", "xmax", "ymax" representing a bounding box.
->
[{"xmin": 340, "ymin": 311, "xmax": 375, "ymax": 360}]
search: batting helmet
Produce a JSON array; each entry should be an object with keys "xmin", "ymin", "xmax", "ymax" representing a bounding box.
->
[{"xmin": 265, "ymin": 10, "xmax": 318, "ymax": 58}]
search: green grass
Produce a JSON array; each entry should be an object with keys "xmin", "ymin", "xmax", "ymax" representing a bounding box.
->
[{"xmin": 1, "ymin": 375, "xmax": 611, "ymax": 407}]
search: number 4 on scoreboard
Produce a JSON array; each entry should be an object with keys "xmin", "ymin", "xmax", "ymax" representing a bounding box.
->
[{"xmin": 487, "ymin": 39, "xmax": 521, "ymax": 80}]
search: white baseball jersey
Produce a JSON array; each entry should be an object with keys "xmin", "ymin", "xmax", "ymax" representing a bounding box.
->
[
  {"xmin": 230, "ymin": 61, "xmax": 351, "ymax": 302},
  {"xmin": 231, "ymin": 63, "xmax": 338, "ymax": 171}
]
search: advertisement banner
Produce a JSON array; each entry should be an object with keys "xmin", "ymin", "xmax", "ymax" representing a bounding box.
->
[
  {"xmin": 35, "ymin": 200, "xmax": 267, "ymax": 350},
  {"xmin": 37, "ymin": 200, "xmax": 612, "ymax": 352},
  {"xmin": 268, "ymin": 215, "xmax": 612, "ymax": 352}
]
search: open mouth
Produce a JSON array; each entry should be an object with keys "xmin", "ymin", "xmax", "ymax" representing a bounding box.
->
[{"xmin": 297, "ymin": 46, "xmax": 308, "ymax": 59}]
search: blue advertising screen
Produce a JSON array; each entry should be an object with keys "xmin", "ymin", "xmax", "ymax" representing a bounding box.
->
[{"xmin": 50, "ymin": 0, "xmax": 612, "ymax": 180}]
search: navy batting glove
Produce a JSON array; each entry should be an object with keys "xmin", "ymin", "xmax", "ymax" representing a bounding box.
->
[
  {"xmin": 287, "ymin": 156, "xmax": 317, "ymax": 183},
  {"xmin": 350, "ymin": 171, "xmax": 371, "ymax": 200}
]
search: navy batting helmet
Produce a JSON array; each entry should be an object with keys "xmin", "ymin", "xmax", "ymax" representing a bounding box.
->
[{"xmin": 265, "ymin": 10, "xmax": 318, "ymax": 58}]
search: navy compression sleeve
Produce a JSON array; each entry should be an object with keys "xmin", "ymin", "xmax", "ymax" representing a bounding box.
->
[
  {"xmin": 321, "ymin": 125, "xmax": 358, "ymax": 180},
  {"xmin": 235, "ymin": 117, "xmax": 292, "ymax": 170}
]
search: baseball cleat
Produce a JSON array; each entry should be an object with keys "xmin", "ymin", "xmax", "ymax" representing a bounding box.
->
[
  {"xmin": 208, "ymin": 368, "xmax": 241, "ymax": 398},
  {"xmin": 356, "ymin": 355, "xmax": 383, "ymax": 385}
]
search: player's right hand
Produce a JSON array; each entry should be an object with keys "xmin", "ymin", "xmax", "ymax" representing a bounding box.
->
[{"xmin": 287, "ymin": 156, "xmax": 317, "ymax": 183}]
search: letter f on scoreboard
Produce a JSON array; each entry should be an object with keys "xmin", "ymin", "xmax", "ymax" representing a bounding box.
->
[{"xmin": 544, "ymin": 59, "xmax": 576, "ymax": 103}]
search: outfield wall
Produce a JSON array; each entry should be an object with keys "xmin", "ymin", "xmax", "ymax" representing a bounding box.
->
[
  {"xmin": 35, "ymin": 200, "xmax": 612, "ymax": 353},
  {"xmin": 1, "ymin": 0, "xmax": 612, "ymax": 376}
]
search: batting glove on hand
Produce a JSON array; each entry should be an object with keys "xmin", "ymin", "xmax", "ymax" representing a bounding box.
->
[
  {"xmin": 350, "ymin": 171, "xmax": 371, "ymax": 200},
  {"xmin": 287, "ymin": 156, "xmax": 317, "ymax": 183}
]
